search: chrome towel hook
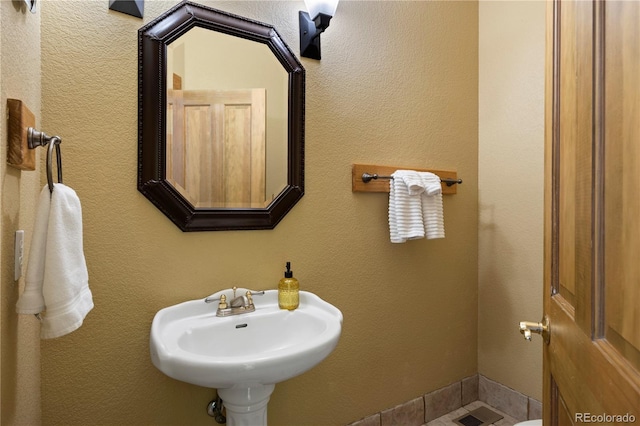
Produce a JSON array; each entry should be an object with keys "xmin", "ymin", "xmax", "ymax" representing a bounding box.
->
[{"xmin": 27, "ymin": 127, "xmax": 63, "ymax": 193}]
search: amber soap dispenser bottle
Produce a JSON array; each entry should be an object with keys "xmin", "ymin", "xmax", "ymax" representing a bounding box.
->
[{"xmin": 278, "ymin": 262, "xmax": 299, "ymax": 310}]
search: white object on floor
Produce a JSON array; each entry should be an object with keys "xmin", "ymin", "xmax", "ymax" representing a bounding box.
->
[{"xmin": 514, "ymin": 420, "xmax": 542, "ymax": 426}]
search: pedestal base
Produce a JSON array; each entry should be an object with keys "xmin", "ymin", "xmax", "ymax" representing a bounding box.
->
[{"xmin": 217, "ymin": 384, "xmax": 275, "ymax": 426}]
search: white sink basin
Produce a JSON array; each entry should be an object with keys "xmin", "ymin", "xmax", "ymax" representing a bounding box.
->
[{"xmin": 150, "ymin": 289, "xmax": 342, "ymax": 425}]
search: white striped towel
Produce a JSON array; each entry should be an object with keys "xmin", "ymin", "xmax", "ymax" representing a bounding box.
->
[{"xmin": 388, "ymin": 170, "xmax": 445, "ymax": 243}]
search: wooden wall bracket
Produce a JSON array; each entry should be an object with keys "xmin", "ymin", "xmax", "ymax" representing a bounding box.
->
[{"xmin": 7, "ymin": 99, "xmax": 36, "ymax": 171}]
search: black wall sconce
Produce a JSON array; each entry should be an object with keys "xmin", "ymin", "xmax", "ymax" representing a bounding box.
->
[
  {"xmin": 109, "ymin": 0, "xmax": 144, "ymax": 18},
  {"xmin": 299, "ymin": 0, "xmax": 339, "ymax": 60},
  {"xmin": 23, "ymin": 0, "xmax": 36, "ymax": 13}
]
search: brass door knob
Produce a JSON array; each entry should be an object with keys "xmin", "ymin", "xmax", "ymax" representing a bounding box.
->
[{"xmin": 519, "ymin": 316, "xmax": 550, "ymax": 344}]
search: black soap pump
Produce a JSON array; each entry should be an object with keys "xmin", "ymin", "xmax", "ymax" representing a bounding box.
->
[{"xmin": 278, "ymin": 262, "xmax": 299, "ymax": 310}]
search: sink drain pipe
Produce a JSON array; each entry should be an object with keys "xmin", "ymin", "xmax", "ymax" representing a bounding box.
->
[{"xmin": 207, "ymin": 396, "xmax": 226, "ymax": 424}]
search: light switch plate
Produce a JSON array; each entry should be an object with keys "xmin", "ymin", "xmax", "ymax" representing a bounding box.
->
[{"xmin": 14, "ymin": 230, "xmax": 25, "ymax": 281}]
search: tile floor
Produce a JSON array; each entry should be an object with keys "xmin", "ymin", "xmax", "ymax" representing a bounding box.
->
[
  {"xmin": 425, "ymin": 400, "xmax": 518, "ymax": 426},
  {"xmin": 347, "ymin": 375, "xmax": 539, "ymax": 426}
]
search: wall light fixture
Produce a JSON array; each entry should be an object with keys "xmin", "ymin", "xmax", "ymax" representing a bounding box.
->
[
  {"xmin": 299, "ymin": 0, "xmax": 339, "ymax": 60},
  {"xmin": 23, "ymin": 0, "xmax": 36, "ymax": 13}
]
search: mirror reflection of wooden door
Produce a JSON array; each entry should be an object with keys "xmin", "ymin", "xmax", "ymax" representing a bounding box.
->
[
  {"xmin": 543, "ymin": 0, "xmax": 640, "ymax": 423},
  {"xmin": 166, "ymin": 88, "xmax": 266, "ymax": 208}
]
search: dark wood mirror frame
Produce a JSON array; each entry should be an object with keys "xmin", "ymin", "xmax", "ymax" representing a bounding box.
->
[{"xmin": 138, "ymin": 1, "xmax": 305, "ymax": 231}]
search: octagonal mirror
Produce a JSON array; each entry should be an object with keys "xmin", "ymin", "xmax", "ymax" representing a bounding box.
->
[{"xmin": 138, "ymin": 1, "xmax": 305, "ymax": 231}]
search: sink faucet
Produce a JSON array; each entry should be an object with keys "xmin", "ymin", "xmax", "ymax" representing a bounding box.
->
[{"xmin": 204, "ymin": 287, "xmax": 265, "ymax": 317}]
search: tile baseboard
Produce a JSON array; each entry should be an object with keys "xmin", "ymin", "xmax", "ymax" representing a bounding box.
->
[{"xmin": 347, "ymin": 374, "xmax": 541, "ymax": 426}]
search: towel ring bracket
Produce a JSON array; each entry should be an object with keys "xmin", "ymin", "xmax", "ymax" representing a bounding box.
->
[{"xmin": 27, "ymin": 127, "xmax": 63, "ymax": 194}]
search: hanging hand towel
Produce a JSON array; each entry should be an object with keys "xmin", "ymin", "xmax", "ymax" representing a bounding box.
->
[
  {"xmin": 419, "ymin": 172, "xmax": 445, "ymax": 239},
  {"xmin": 15, "ymin": 186, "xmax": 50, "ymax": 315},
  {"xmin": 389, "ymin": 170, "xmax": 425, "ymax": 243},
  {"xmin": 16, "ymin": 184, "xmax": 94, "ymax": 339}
]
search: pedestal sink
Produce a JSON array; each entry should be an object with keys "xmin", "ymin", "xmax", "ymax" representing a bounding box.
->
[{"xmin": 150, "ymin": 288, "xmax": 343, "ymax": 425}]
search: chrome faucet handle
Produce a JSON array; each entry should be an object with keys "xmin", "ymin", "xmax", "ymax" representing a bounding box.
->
[
  {"xmin": 229, "ymin": 290, "xmax": 266, "ymax": 308},
  {"xmin": 231, "ymin": 287, "xmax": 265, "ymax": 298},
  {"xmin": 204, "ymin": 294, "xmax": 228, "ymax": 309},
  {"xmin": 204, "ymin": 287, "xmax": 263, "ymax": 304}
]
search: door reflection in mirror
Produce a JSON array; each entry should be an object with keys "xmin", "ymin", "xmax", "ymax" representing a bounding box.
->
[{"xmin": 166, "ymin": 28, "xmax": 288, "ymax": 209}]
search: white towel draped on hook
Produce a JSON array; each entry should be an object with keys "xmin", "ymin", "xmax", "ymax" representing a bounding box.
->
[
  {"xmin": 388, "ymin": 170, "xmax": 445, "ymax": 243},
  {"xmin": 16, "ymin": 184, "xmax": 93, "ymax": 339}
]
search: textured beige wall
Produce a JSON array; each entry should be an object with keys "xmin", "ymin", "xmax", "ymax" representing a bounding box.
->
[
  {"xmin": 478, "ymin": 1, "xmax": 545, "ymax": 401},
  {"xmin": 1, "ymin": 0, "xmax": 42, "ymax": 424},
  {"xmin": 38, "ymin": 1, "xmax": 478, "ymax": 425}
]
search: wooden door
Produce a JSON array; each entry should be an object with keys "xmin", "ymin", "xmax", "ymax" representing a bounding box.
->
[
  {"xmin": 543, "ymin": 0, "xmax": 640, "ymax": 423},
  {"xmin": 166, "ymin": 88, "xmax": 266, "ymax": 208}
]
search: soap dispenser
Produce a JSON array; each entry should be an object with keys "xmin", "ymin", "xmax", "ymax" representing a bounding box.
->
[{"xmin": 278, "ymin": 262, "xmax": 299, "ymax": 310}]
